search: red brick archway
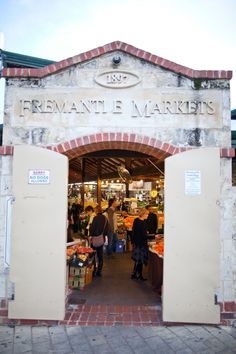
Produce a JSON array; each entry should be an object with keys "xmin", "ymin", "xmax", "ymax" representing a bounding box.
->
[
  {"xmin": 47, "ymin": 132, "xmax": 190, "ymax": 161},
  {"xmin": 0, "ymin": 133, "xmax": 234, "ymax": 158}
]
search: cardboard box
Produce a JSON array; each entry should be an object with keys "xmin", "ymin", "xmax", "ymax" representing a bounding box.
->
[{"xmin": 85, "ymin": 267, "xmax": 93, "ymax": 285}]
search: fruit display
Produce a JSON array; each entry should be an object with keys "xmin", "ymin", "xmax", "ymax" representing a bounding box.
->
[
  {"xmin": 123, "ymin": 215, "xmax": 137, "ymax": 230},
  {"xmin": 150, "ymin": 238, "xmax": 164, "ymax": 257},
  {"xmin": 67, "ymin": 244, "xmax": 95, "ymax": 291}
]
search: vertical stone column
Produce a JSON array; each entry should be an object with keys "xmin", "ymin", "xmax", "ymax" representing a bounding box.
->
[
  {"xmin": 219, "ymin": 159, "xmax": 236, "ymax": 302},
  {"xmin": 0, "ymin": 155, "xmax": 13, "ymax": 304}
]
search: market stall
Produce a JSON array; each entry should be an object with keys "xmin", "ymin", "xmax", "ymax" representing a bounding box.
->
[
  {"xmin": 66, "ymin": 241, "xmax": 95, "ymax": 291},
  {"xmin": 148, "ymin": 236, "xmax": 164, "ymax": 295}
]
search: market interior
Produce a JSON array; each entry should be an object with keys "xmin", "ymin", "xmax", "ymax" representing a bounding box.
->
[{"xmin": 66, "ymin": 149, "xmax": 165, "ymax": 306}]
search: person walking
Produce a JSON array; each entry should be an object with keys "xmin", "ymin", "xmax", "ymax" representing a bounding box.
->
[
  {"xmin": 131, "ymin": 208, "xmax": 149, "ymax": 281},
  {"xmin": 89, "ymin": 206, "xmax": 109, "ymax": 277},
  {"xmin": 104, "ymin": 198, "xmax": 118, "ymax": 256}
]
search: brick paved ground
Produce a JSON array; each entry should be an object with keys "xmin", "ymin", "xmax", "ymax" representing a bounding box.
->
[{"xmin": 0, "ymin": 324, "xmax": 236, "ymax": 354}]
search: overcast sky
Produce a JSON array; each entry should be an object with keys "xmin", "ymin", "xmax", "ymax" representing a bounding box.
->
[{"xmin": 0, "ymin": 0, "xmax": 236, "ymax": 109}]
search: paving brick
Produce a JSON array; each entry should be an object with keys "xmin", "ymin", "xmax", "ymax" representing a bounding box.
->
[
  {"xmin": 92, "ymin": 343, "xmax": 114, "ymax": 354},
  {"xmin": 13, "ymin": 341, "xmax": 32, "ymax": 353},
  {"xmin": 70, "ymin": 341, "xmax": 93, "ymax": 354},
  {"xmin": 111, "ymin": 345, "xmax": 134, "ymax": 354},
  {"xmin": 204, "ymin": 326, "xmax": 236, "ymax": 350},
  {"xmin": 32, "ymin": 326, "xmax": 50, "ymax": 344},
  {"xmin": 125, "ymin": 335, "xmax": 147, "ymax": 349},
  {"xmin": 65, "ymin": 326, "xmax": 83, "ymax": 336},
  {"xmin": 143, "ymin": 335, "xmax": 173, "ymax": 352},
  {"xmin": 176, "ymin": 349, "xmax": 195, "ymax": 354},
  {"xmin": 88, "ymin": 334, "xmax": 107, "ymax": 346},
  {"xmin": 186, "ymin": 338, "xmax": 210, "ymax": 352},
  {"xmin": 0, "ymin": 341, "xmax": 13, "ymax": 353},
  {"xmin": 32, "ymin": 341, "xmax": 52, "ymax": 353}
]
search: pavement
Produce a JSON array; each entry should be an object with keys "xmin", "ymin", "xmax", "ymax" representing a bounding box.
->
[{"xmin": 1, "ymin": 324, "xmax": 236, "ymax": 354}]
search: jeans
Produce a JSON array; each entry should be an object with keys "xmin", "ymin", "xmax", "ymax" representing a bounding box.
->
[
  {"xmin": 106, "ymin": 231, "xmax": 118, "ymax": 255},
  {"xmin": 94, "ymin": 245, "xmax": 103, "ymax": 274}
]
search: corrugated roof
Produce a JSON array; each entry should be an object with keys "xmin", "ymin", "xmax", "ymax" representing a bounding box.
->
[{"xmin": 0, "ymin": 49, "xmax": 56, "ymax": 68}]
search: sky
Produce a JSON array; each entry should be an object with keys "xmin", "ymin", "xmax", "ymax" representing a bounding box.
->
[{"xmin": 0, "ymin": 0, "xmax": 236, "ymax": 109}]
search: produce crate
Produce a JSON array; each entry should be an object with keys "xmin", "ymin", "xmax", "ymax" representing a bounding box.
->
[
  {"xmin": 70, "ymin": 265, "xmax": 87, "ymax": 277},
  {"xmin": 69, "ymin": 266, "xmax": 81, "ymax": 276}
]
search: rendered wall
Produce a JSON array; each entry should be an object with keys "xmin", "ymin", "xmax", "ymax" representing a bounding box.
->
[{"xmin": 0, "ymin": 49, "xmax": 235, "ymax": 313}]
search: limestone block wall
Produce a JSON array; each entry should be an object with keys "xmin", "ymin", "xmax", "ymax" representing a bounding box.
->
[
  {"xmin": 219, "ymin": 159, "xmax": 236, "ymax": 303},
  {"xmin": 0, "ymin": 42, "xmax": 235, "ymax": 316},
  {"xmin": 0, "ymin": 155, "xmax": 13, "ymax": 299},
  {"xmin": 3, "ymin": 52, "xmax": 231, "ymax": 150}
]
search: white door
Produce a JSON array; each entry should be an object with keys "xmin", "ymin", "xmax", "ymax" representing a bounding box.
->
[
  {"xmin": 9, "ymin": 145, "xmax": 68, "ymax": 320},
  {"xmin": 163, "ymin": 148, "xmax": 220, "ymax": 324}
]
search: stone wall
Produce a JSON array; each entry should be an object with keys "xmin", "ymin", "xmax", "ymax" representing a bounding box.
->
[
  {"xmin": 0, "ymin": 154, "xmax": 13, "ymax": 300},
  {"xmin": 3, "ymin": 52, "xmax": 231, "ymax": 150},
  {"xmin": 0, "ymin": 42, "xmax": 235, "ymax": 320}
]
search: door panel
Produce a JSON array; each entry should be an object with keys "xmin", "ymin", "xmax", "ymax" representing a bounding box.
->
[
  {"xmin": 9, "ymin": 146, "xmax": 68, "ymax": 320},
  {"xmin": 163, "ymin": 148, "xmax": 220, "ymax": 324}
]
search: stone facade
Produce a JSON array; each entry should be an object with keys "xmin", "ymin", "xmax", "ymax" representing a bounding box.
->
[{"xmin": 0, "ymin": 41, "xmax": 235, "ymax": 324}]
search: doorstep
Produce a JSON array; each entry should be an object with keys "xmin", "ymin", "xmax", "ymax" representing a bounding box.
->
[
  {"xmin": 0, "ymin": 304, "xmax": 162, "ymax": 327},
  {"xmin": 1, "ymin": 301, "xmax": 235, "ymax": 327}
]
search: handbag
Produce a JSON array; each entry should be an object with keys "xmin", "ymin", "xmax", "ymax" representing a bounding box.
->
[{"xmin": 91, "ymin": 218, "xmax": 107, "ymax": 248}]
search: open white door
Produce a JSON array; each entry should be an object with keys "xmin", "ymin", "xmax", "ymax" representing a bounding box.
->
[
  {"xmin": 163, "ymin": 148, "xmax": 220, "ymax": 324},
  {"xmin": 9, "ymin": 145, "xmax": 68, "ymax": 320}
]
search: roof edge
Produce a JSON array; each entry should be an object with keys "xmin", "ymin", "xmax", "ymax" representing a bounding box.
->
[{"xmin": 1, "ymin": 40, "xmax": 233, "ymax": 80}]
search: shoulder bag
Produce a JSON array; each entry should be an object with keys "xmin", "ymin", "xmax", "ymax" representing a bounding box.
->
[{"xmin": 92, "ymin": 218, "xmax": 107, "ymax": 248}]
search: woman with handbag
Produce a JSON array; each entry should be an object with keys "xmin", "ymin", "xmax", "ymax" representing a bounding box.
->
[{"xmin": 89, "ymin": 205, "xmax": 109, "ymax": 277}]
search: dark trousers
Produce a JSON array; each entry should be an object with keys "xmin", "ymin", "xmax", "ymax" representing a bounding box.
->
[
  {"xmin": 94, "ymin": 245, "xmax": 103, "ymax": 273},
  {"xmin": 132, "ymin": 261, "xmax": 143, "ymax": 277}
]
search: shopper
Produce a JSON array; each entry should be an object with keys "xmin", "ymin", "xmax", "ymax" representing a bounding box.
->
[
  {"xmin": 145, "ymin": 205, "xmax": 158, "ymax": 234},
  {"xmin": 85, "ymin": 205, "xmax": 96, "ymax": 236},
  {"xmin": 131, "ymin": 208, "xmax": 149, "ymax": 281},
  {"xmin": 71, "ymin": 200, "xmax": 82, "ymax": 233},
  {"xmin": 104, "ymin": 198, "xmax": 119, "ymax": 255},
  {"xmin": 89, "ymin": 205, "xmax": 109, "ymax": 277}
]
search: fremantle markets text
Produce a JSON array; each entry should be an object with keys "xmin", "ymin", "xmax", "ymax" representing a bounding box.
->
[{"xmin": 19, "ymin": 98, "xmax": 215, "ymax": 117}]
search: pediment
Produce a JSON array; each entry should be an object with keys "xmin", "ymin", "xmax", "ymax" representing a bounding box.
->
[{"xmin": 2, "ymin": 41, "xmax": 232, "ymax": 80}]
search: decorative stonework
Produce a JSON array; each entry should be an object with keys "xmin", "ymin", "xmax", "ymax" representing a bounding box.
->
[{"xmin": 0, "ymin": 41, "xmax": 235, "ymax": 325}]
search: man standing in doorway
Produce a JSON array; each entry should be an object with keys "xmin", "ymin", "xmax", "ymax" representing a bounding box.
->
[
  {"xmin": 145, "ymin": 205, "xmax": 158, "ymax": 235},
  {"xmin": 105, "ymin": 198, "xmax": 119, "ymax": 256}
]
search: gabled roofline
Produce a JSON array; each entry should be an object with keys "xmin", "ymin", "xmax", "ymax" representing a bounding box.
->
[{"xmin": 1, "ymin": 41, "xmax": 233, "ymax": 80}]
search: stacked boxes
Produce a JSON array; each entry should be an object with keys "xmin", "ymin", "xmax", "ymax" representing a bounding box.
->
[{"xmin": 69, "ymin": 266, "xmax": 87, "ymax": 290}]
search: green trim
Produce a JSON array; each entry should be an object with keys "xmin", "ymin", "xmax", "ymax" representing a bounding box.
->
[
  {"xmin": 232, "ymin": 109, "xmax": 236, "ymax": 119},
  {"xmin": 0, "ymin": 49, "xmax": 56, "ymax": 68}
]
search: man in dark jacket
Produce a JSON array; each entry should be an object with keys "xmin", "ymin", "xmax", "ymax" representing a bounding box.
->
[
  {"xmin": 104, "ymin": 198, "xmax": 119, "ymax": 256},
  {"xmin": 145, "ymin": 205, "xmax": 158, "ymax": 234}
]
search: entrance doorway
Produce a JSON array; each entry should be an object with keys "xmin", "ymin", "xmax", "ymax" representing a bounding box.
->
[
  {"xmin": 66, "ymin": 147, "xmax": 164, "ymax": 324},
  {"xmin": 9, "ymin": 138, "xmax": 221, "ymax": 325}
]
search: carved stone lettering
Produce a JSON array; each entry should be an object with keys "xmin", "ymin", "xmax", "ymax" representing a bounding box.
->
[
  {"xmin": 95, "ymin": 70, "xmax": 141, "ymax": 88},
  {"xmin": 17, "ymin": 97, "xmax": 217, "ymax": 118}
]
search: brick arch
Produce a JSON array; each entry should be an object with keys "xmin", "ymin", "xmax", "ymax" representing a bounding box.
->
[{"xmin": 47, "ymin": 132, "xmax": 189, "ymax": 160}]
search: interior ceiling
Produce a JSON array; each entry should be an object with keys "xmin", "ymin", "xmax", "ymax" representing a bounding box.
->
[{"xmin": 68, "ymin": 149, "xmax": 164, "ymax": 183}]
